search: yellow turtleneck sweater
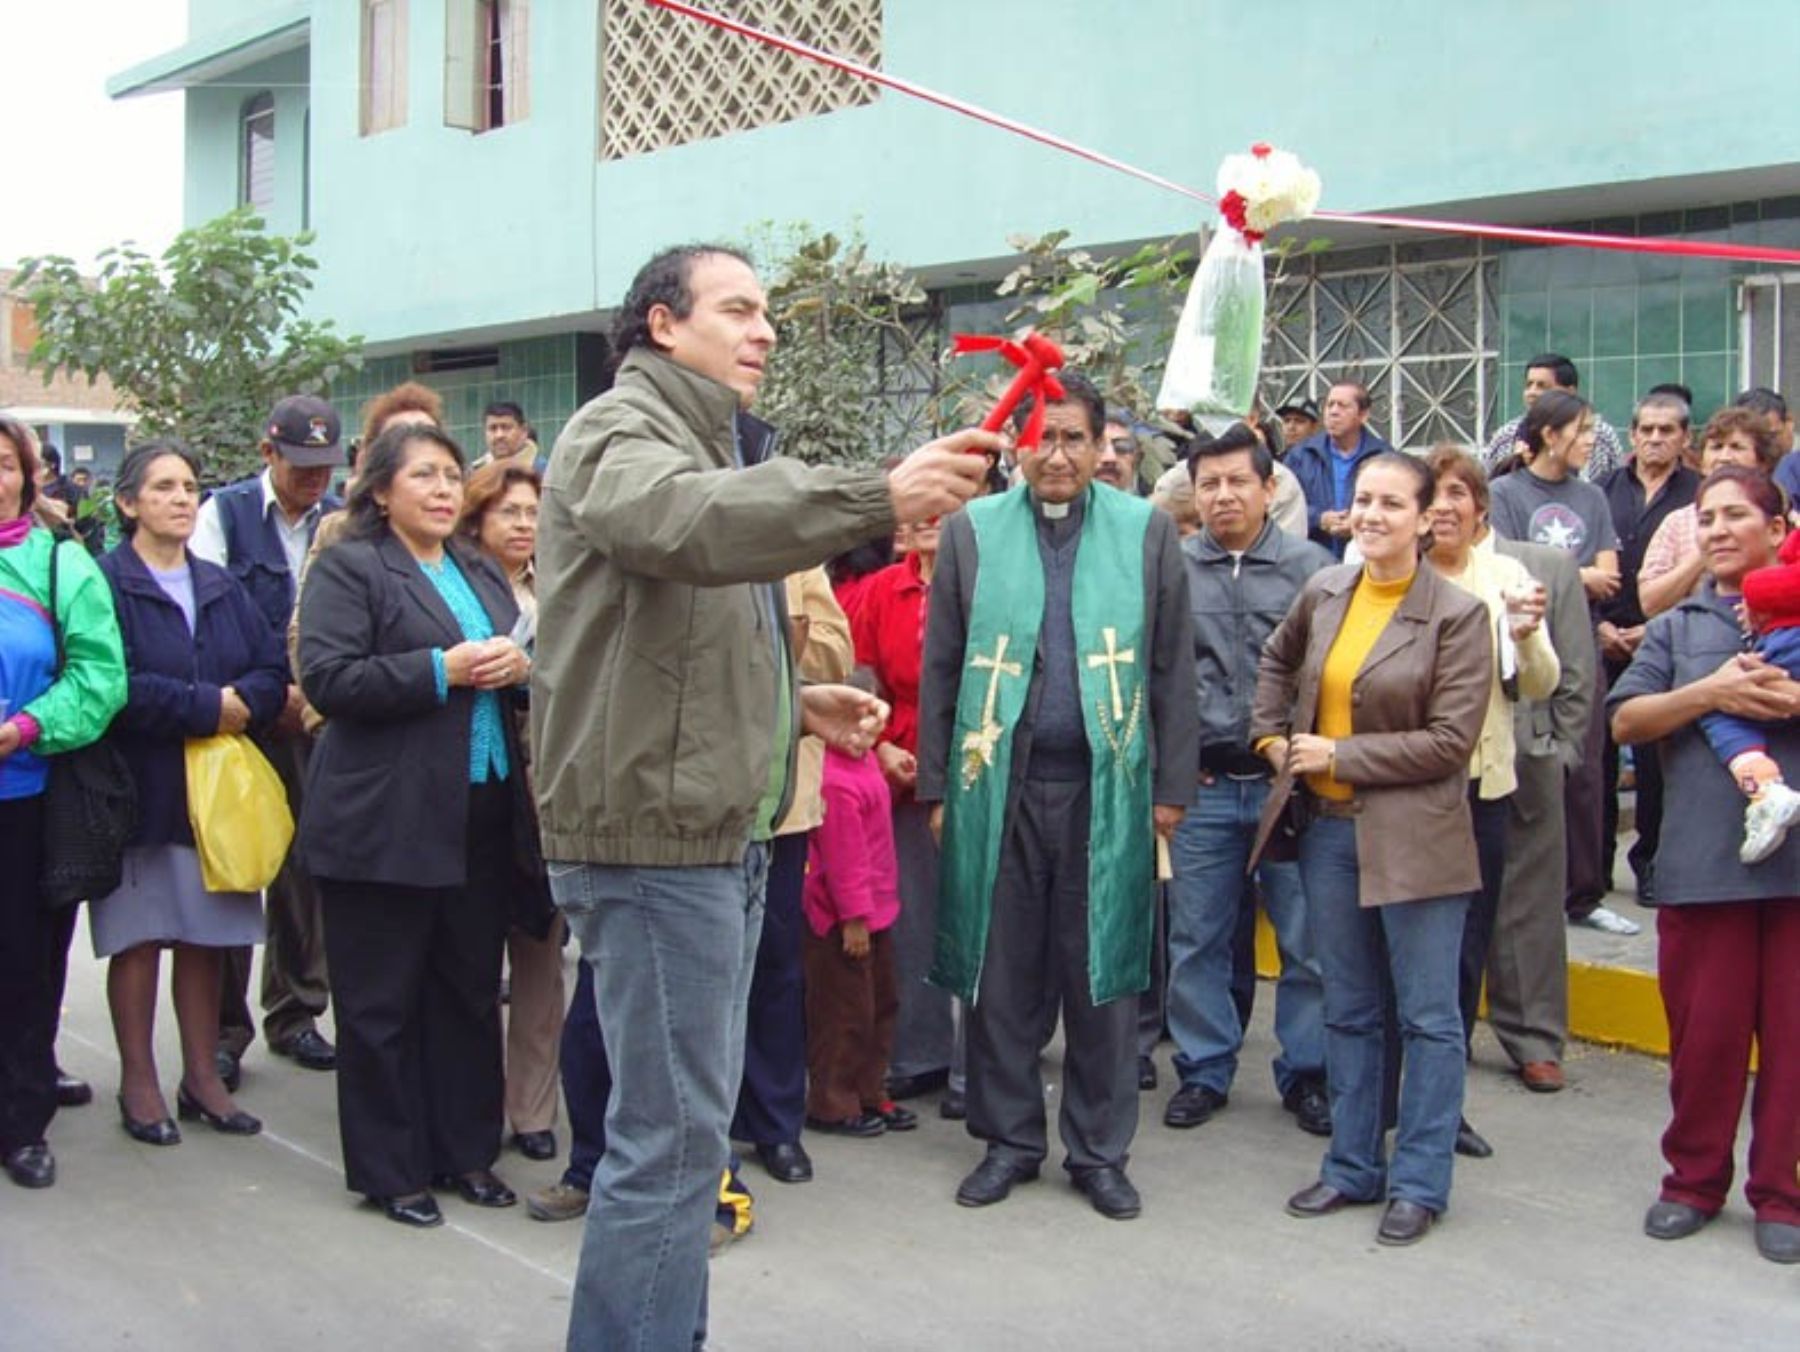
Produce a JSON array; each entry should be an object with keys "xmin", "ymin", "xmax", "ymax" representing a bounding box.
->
[{"xmin": 1308, "ymin": 569, "xmax": 1414, "ymax": 800}]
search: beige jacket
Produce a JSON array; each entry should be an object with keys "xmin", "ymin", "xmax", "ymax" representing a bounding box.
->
[{"xmin": 774, "ymin": 566, "xmax": 853, "ymax": 836}]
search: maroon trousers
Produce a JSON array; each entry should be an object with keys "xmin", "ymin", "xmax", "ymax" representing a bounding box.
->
[
  {"xmin": 803, "ymin": 926, "xmax": 897, "ymax": 1122},
  {"xmin": 1656, "ymin": 899, "xmax": 1800, "ymax": 1223}
]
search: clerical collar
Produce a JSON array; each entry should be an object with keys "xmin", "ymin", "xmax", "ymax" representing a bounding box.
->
[{"xmin": 1040, "ymin": 501, "xmax": 1070, "ymax": 519}]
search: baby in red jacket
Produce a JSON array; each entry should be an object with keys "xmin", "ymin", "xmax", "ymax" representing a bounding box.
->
[{"xmin": 1712, "ymin": 527, "xmax": 1800, "ymax": 863}]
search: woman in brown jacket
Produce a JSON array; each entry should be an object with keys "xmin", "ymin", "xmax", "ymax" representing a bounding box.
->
[{"xmin": 1252, "ymin": 452, "xmax": 1492, "ymax": 1246}]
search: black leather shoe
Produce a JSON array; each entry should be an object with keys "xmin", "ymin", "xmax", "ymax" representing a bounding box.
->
[
  {"xmin": 1163, "ymin": 1084, "xmax": 1227, "ymax": 1129},
  {"xmin": 955, "ymin": 1154, "xmax": 1039, "ymax": 1207},
  {"xmin": 1454, "ymin": 1117, "xmax": 1493, "ymax": 1159},
  {"xmin": 3, "ymin": 1143, "xmax": 55, "ymax": 1189},
  {"xmin": 510, "ymin": 1130, "xmax": 557, "ymax": 1161},
  {"xmin": 378, "ymin": 1192, "xmax": 444, "ymax": 1228},
  {"xmin": 1377, "ymin": 1198, "xmax": 1436, "ymax": 1246},
  {"xmin": 271, "ymin": 1028, "xmax": 337, "ymax": 1071},
  {"xmin": 214, "ymin": 1048, "xmax": 241, "ymax": 1094},
  {"xmin": 1285, "ymin": 1181, "xmax": 1374, "ymax": 1218},
  {"xmin": 1755, "ymin": 1220, "xmax": 1800, "ymax": 1263},
  {"xmin": 55, "ymin": 1071, "xmax": 93, "ymax": 1108},
  {"xmin": 873, "ymin": 1101, "xmax": 918, "ymax": 1132},
  {"xmin": 1137, "ymin": 1056, "xmax": 1159, "ymax": 1091},
  {"xmin": 755, "ymin": 1140, "xmax": 814, "ymax": 1183},
  {"xmin": 118, "ymin": 1096, "xmax": 181, "ymax": 1147},
  {"xmin": 1644, "ymin": 1199, "xmax": 1713, "ymax": 1241},
  {"xmin": 886, "ymin": 1068, "xmax": 949, "ymax": 1101},
  {"xmin": 806, "ymin": 1111, "xmax": 886, "ymax": 1138},
  {"xmin": 1071, "ymin": 1165, "xmax": 1141, "ymax": 1220},
  {"xmin": 939, "ymin": 1090, "xmax": 966, "ymax": 1121},
  {"xmin": 1283, "ymin": 1081, "xmax": 1331, "ymax": 1137},
  {"xmin": 433, "ymin": 1169, "xmax": 517, "ymax": 1207},
  {"xmin": 176, "ymin": 1085, "xmax": 262, "ymax": 1136}
]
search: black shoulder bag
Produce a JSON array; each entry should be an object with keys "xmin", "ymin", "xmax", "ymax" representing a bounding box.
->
[{"xmin": 38, "ymin": 537, "xmax": 137, "ymax": 908}]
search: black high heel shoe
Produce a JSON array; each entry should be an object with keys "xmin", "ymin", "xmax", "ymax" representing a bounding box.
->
[
  {"xmin": 118, "ymin": 1095, "xmax": 181, "ymax": 1147},
  {"xmin": 176, "ymin": 1085, "xmax": 262, "ymax": 1136}
]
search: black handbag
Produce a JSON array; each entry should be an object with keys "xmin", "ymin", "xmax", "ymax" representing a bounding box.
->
[{"xmin": 38, "ymin": 537, "xmax": 137, "ymax": 909}]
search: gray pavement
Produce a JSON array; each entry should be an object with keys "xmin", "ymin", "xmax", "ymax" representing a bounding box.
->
[{"xmin": 4, "ymin": 937, "xmax": 1795, "ymax": 1352}]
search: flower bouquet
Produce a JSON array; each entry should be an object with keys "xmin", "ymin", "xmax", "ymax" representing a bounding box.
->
[{"xmin": 1156, "ymin": 143, "xmax": 1322, "ymax": 422}]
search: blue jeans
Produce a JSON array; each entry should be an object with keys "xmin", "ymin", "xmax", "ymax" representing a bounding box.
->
[
  {"xmin": 1301, "ymin": 816, "xmax": 1467, "ymax": 1213},
  {"xmin": 1166, "ymin": 774, "xmax": 1324, "ymax": 1097},
  {"xmin": 552, "ymin": 845, "xmax": 768, "ymax": 1352}
]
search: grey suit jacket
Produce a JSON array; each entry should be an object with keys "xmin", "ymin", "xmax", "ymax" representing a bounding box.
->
[{"xmin": 1492, "ymin": 535, "xmax": 1595, "ymax": 768}]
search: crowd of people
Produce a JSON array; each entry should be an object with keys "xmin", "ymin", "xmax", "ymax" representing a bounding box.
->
[{"xmin": 2, "ymin": 245, "xmax": 1798, "ymax": 1350}]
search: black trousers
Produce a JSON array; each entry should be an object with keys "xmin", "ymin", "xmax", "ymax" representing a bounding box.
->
[
  {"xmin": 1602, "ymin": 656, "xmax": 1663, "ymax": 890},
  {"xmin": 318, "ymin": 782, "xmax": 511, "ymax": 1199},
  {"xmin": 0, "ymin": 795, "xmax": 77, "ymax": 1155},
  {"xmin": 730, "ymin": 831, "xmax": 808, "ymax": 1146},
  {"xmin": 1456, "ymin": 789, "xmax": 1512, "ymax": 1049},
  {"xmin": 560, "ymin": 956, "xmax": 612, "ymax": 1193},
  {"xmin": 967, "ymin": 778, "xmax": 1139, "ymax": 1173}
]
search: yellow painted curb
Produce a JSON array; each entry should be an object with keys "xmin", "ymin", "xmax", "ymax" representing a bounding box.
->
[{"xmin": 1253, "ymin": 915, "xmax": 1691, "ymax": 1061}]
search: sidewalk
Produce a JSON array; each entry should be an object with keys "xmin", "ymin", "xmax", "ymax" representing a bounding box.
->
[{"xmin": 3, "ymin": 936, "xmax": 1795, "ymax": 1351}]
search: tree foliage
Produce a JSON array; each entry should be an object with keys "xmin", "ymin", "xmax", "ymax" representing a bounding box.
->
[
  {"xmin": 16, "ymin": 208, "xmax": 363, "ymax": 483},
  {"xmin": 748, "ymin": 224, "xmax": 927, "ymax": 466}
]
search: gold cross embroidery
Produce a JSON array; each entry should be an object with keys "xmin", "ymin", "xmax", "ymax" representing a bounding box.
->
[
  {"xmin": 970, "ymin": 634, "xmax": 1023, "ymax": 728},
  {"xmin": 1086, "ymin": 627, "xmax": 1136, "ymax": 722}
]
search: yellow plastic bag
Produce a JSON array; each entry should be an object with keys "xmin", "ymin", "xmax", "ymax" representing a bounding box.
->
[{"xmin": 185, "ymin": 734, "xmax": 295, "ymax": 893}]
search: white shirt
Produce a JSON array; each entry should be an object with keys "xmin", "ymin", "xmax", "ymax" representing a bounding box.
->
[{"xmin": 191, "ymin": 468, "xmax": 322, "ymax": 579}]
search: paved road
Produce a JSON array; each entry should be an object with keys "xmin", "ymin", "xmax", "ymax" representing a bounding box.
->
[{"xmin": 4, "ymin": 940, "xmax": 1794, "ymax": 1352}]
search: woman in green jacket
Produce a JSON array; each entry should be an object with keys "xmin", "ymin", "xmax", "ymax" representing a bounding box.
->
[{"xmin": 0, "ymin": 416, "xmax": 128, "ymax": 1190}]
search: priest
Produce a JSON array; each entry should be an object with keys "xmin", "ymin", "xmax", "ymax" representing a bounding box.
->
[{"xmin": 917, "ymin": 371, "xmax": 1198, "ymax": 1220}]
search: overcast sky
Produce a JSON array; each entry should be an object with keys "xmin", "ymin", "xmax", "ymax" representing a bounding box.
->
[{"xmin": 2, "ymin": 1, "xmax": 187, "ymax": 271}]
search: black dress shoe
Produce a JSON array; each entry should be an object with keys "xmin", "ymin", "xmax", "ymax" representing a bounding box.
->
[
  {"xmin": 510, "ymin": 1130, "xmax": 557, "ymax": 1161},
  {"xmin": 1071, "ymin": 1165, "xmax": 1141, "ymax": 1220},
  {"xmin": 1163, "ymin": 1084, "xmax": 1228, "ymax": 1129},
  {"xmin": 886, "ymin": 1068, "xmax": 949, "ymax": 1101},
  {"xmin": 3, "ymin": 1143, "xmax": 55, "ymax": 1189},
  {"xmin": 377, "ymin": 1192, "xmax": 444, "ymax": 1228},
  {"xmin": 54, "ymin": 1071, "xmax": 93, "ymax": 1108},
  {"xmin": 1137, "ymin": 1056, "xmax": 1159, "ymax": 1091},
  {"xmin": 214, "ymin": 1048, "xmax": 241, "ymax": 1094},
  {"xmin": 118, "ymin": 1096, "xmax": 181, "ymax": 1147},
  {"xmin": 1283, "ymin": 1081, "xmax": 1332, "ymax": 1137},
  {"xmin": 805, "ymin": 1111, "xmax": 886, "ymax": 1138},
  {"xmin": 1377, "ymin": 1198, "xmax": 1437, "ymax": 1246},
  {"xmin": 433, "ymin": 1169, "xmax": 517, "ymax": 1207},
  {"xmin": 1454, "ymin": 1117, "xmax": 1493, "ymax": 1159},
  {"xmin": 873, "ymin": 1101, "xmax": 918, "ymax": 1132},
  {"xmin": 755, "ymin": 1140, "xmax": 814, "ymax": 1184},
  {"xmin": 955, "ymin": 1154, "xmax": 1040, "ymax": 1207},
  {"xmin": 1755, "ymin": 1220, "xmax": 1800, "ymax": 1263},
  {"xmin": 176, "ymin": 1085, "xmax": 262, "ymax": 1136},
  {"xmin": 939, "ymin": 1090, "xmax": 966, "ymax": 1121},
  {"xmin": 271, "ymin": 1028, "xmax": 337, "ymax": 1071},
  {"xmin": 1644, "ymin": 1199, "xmax": 1713, "ymax": 1240},
  {"xmin": 1285, "ymin": 1181, "xmax": 1375, "ymax": 1218}
]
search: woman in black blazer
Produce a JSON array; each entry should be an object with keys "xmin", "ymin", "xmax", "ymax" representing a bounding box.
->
[{"xmin": 297, "ymin": 423, "xmax": 538, "ymax": 1228}]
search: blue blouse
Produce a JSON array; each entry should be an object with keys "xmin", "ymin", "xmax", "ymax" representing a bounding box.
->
[{"xmin": 420, "ymin": 554, "xmax": 510, "ymax": 785}]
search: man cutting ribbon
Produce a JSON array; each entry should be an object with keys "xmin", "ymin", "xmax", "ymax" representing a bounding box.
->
[{"xmin": 916, "ymin": 369, "xmax": 1198, "ymax": 1221}]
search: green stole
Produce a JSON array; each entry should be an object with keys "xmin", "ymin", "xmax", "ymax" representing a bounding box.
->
[{"xmin": 932, "ymin": 484, "xmax": 1154, "ymax": 1006}]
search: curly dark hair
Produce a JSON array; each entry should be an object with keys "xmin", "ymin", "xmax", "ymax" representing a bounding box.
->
[{"xmin": 611, "ymin": 244, "xmax": 755, "ymax": 361}]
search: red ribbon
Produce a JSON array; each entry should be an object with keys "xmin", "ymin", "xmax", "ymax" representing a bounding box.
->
[
  {"xmin": 952, "ymin": 331, "xmax": 1066, "ymax": 451},
  {"xmin": 1218, "ymin": 190, "xmax": 1266, "ymax": 244},
  {"xmin": 646, "ymin": 0, "xmax": 1800, "ymax": 267}
]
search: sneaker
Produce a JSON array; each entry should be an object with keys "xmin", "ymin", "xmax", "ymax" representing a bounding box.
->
[
  {"xmin": 1573, "ymin": 905, "xmax": 1641, "ymax": 936},
  {"xmin": 525, "ymin": 1181, "xmax": 590, "ymax": 1223},
  {"xmin": 1742, "ymin": 783, "xmax": 1800, "ymax": 864}
]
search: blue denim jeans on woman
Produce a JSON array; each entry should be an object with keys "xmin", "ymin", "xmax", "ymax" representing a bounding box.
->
[
  {"xmin": 551, "ymin": 845, "xmax": 768, "ymax": 1352},
  {"xmin": 1166, "ymin": 774, "xmax": 1324, "ymax": 1098},
  {"xmin": 1300, "ymin": 816, "xmax": 1468, "ymax": 1213}
]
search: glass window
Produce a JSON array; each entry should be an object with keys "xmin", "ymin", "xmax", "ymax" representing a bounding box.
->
[{"xmin": 240, "ymin": 93, "xmax": 275, "ymax": 210}]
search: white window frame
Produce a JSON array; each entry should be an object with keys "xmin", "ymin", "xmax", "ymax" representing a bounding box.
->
[{"xmin": 446, "ymin": 0, "xmax": 529, "ymax": 133}]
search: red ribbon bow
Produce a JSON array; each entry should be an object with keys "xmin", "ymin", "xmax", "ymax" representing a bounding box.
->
[
  {"xmin": 951, "ymin": 331, "xmax": 1067, "ymax": 451},
  {"xmin": 1218, "ymin": 190, "xmax": 1265, "ymax": 244}
]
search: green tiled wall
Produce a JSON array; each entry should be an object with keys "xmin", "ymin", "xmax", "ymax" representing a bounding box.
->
[
  {"xmin": 328, "ymin": 335, "xmax": 581, "ymax": 462},
  {"xmin": 1495, "ymin": 198, "xmax": 1800, "ymax": 434}
]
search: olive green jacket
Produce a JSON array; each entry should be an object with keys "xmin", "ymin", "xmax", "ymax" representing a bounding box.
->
[{"xmin": 530, "ymin": 348, "xmax": 894, "ymax": 867}]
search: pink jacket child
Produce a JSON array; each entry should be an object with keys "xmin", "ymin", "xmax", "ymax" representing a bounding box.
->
[{"xmin": 801, "ymin": 745, "xmax": 914, "ymax": 1135}]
